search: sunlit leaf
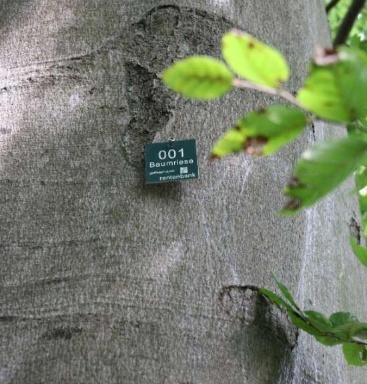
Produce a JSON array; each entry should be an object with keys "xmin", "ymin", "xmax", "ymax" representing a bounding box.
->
[
  {"xmin": 343, "ymin": 343, "xmax": 367, "ymax": 366},
  {"xmin": 349, "ymin": 237, "xmax": 367, "ymax": 267},
  {"xmin": 297, "ymin": 64, "xmax": 349, "ymax": 121},
  {"xmin": 283, "ymin": 136, "xmax": 367, "ymax": 214},
  {"xmin": 297, "ymin": 48, "xmax": 367, "ymax": 122},
  {"xmin": 210, "ymin": 129, "xmax": 245, "ymax": 159},
  {"xmin": 211, "ymin": 106, "xmax": 307, "ymax": 158},
  {"xmin": 222, "ymin": 30, "xmax": 289, "ymax": 88},
  {"xmin": 162, "ymin": 56, "xmax": 233, "ymax": 99}
]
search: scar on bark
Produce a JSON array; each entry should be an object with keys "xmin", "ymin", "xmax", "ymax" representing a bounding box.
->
[{"xmin": 219, "ymin": 285, "xmax": 298, "ymax": 348}]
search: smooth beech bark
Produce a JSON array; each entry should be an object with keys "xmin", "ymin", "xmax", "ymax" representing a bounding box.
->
[{"xmin": 0, "ymin": 1, "xmax": 366, "ymax": 383}]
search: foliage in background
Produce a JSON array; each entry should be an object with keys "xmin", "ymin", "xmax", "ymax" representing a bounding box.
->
[
  {"xmin": 162, "ymin": 2, "xmax": 367, "ymax": 366},
  {"xmin": 326, "ymin": 0, "xmax": 367, "ymax": 237},
  {"xmin": 163, "ymin": 30, "xmax": 367, "ymax": 216},
  {"xmin": 326, "ymin": 0, "xmax": 367, "ymax": 46},
  {"xmin": 343, "ymin": 5, "xmax": 367, "ymax": 239},
  {"xmin": 326, "ymin": 0, "xmax": 367, "ymax": 43}
]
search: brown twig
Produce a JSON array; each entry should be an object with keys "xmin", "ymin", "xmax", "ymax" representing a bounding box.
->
[
  {"xmin": 326, "ymin": 0, "xmax": 341, "ymax": 14},
  {"xmin": 232, "ymin": 78, "xmax": 300, "ymax": 107},
  {"xmin": 334, "ymin": 0, "xmax": 367, "ymax": 46}
]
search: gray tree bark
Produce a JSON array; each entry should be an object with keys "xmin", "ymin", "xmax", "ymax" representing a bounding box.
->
[{"xmin": 1, "ymin": 1, "xmax": 366, "ymax": 383}]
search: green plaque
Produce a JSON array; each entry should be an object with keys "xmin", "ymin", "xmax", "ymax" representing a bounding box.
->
[{"xmin": 145, "ymin": 139, "xmax": 199, "ymax": 184}]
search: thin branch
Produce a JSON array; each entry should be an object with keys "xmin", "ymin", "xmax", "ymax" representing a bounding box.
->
[
  {"xmin": 326, "ymin": 0, "xmax": 341, "ymax": 14},
  {"xmin": 232, "ymin": 78, "xmax": 300, "ymax": 107},
  {"xmin": 334, "ymin": 0, "xmax": 367, "ymax": 46}
]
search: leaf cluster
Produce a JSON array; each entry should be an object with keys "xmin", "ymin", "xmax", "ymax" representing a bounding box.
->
[
  {"xmin": 163, "ymin": 30, "xmax": 367, "ymax": 214},
  {"xmin": 162, "ymin": 29, "xmax": 367, "ymax": 366},
  {"xmin": 260, "ymin": 276, "xmax": 367, "ymax": 366}
]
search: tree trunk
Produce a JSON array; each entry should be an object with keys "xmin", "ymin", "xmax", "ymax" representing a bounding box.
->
[{"xmin": 1, "ymin": 1, "xmax": 366, "ymax": 383}]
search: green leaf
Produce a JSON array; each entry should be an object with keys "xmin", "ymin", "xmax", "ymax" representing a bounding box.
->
[
  {"xmin": 330, "ymin": 312, "xmax": 359, "ymax": 327},
  {"xmin": 331, "ymin": 321, "xmax": 366, "ymax": 340},
  {"xmin": 297, "ymin": 48, "xmax": 367, "ymax": 122},
  {"xmin": 342, "ymin": 343, "xmax": 367, "ymax": 366},
  {"xmin": 162, "ymin": 56, "xmax": 233, "ymax": 99},
  {"xmin": 329, "ymin": 312, "xmax": 361, "ymax": 340},
  {"xmin": 259, "ymin": 288, "xmax": 293, "ymax": 311},
  {"xmin": 222, "ymin": 30, "xmax": 289, "ymax": 88},
  {"xmin": 350, "ymin": 323, "xmax": 367, "ymax": 340},
  {"xmin": 210, "ymin": 129, "xmax": 246, "ymax": 159},
  {"xmin": 332, "ymin": 324, "xmax": 355, "ymax": 340},
  {"xmin": 353, "ymin": 159, "xmax": 367, "ymax": 231},
  {"xmin": 347, "ymin": 122, "xmax": 367, "ymax": 138},
  {"xmin": 283, "ymin": 136, "xmax": 367, "ymax": 214},
  {"xmin": 297, "ymin": 64, "xmax": 349, "ymax": 122},
  {"xmin": 304, "ymin": 310, "xmax": 333, "ymax": 332},
  {"xmin": 349, "ymin": 237, "xmax": 367, "ymax": 267},
  {"xmin": 211, "ymin": 106, "xmax": 307, "ymax": 158},
  {"xmin": 272, "ymin": 274, "xmax": 300, "ymax": 310},
  {"xmin": 288, "ymin": 311, "xmax": 324, "ymax": 337},
  {"xmin": 315, "ymin": 335, "xmax": 343, "ymax": 346}
]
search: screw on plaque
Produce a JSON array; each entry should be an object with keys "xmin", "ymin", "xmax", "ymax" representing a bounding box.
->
[{"xmin": 168, "ymin": 138, "xmax": 175, "ymax": 148}]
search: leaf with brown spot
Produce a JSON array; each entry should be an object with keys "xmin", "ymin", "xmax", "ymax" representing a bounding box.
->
[
  {"xmin": 297, "ymin": 47, "xmax": 367, "ymax": 122},
  {"xmin": 211, "ymin": 106, "xmax": 307, "ymax": 159},
  {"xmin": 243, "ymin": 136, "xmax": 268, "ymax": 156},
  {"xmin": 222, "ymin": 30, "xmax": 289, "ymax": 88}
]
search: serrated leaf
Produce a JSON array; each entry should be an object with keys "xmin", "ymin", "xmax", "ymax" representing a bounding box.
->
[
  {"xmin": 304, "ymin": 310, "xmax": 333, "ymax": 332},
  {"xmin": 349, "ymin": 237, "xmax": 367, "ymax": 267},
  {"xmin": 343, "ymin": 343, "xmax": 367, "ymax": 366},
  {"xmin": 222, "ymin": 30, "xmax": 289, "ymax": 88},
  {"xmin": 297, "ymin": 48, "xmax": 367, "ymax": 122},
  {"xmin": 211, "ymin": 106, "xmax": 307, "ymax": 158},
  {"xmin": 283, "ymin": 136, "xmax": 367, "ymax": 214},
  {"xmin": 162, "ymin": 56, "xmax": 233, "ymax": 99}
]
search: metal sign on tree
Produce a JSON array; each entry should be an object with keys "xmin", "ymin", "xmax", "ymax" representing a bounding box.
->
[{"xmin": 145, "ymin": 139, "xmax": 199, "ymax": 184}]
